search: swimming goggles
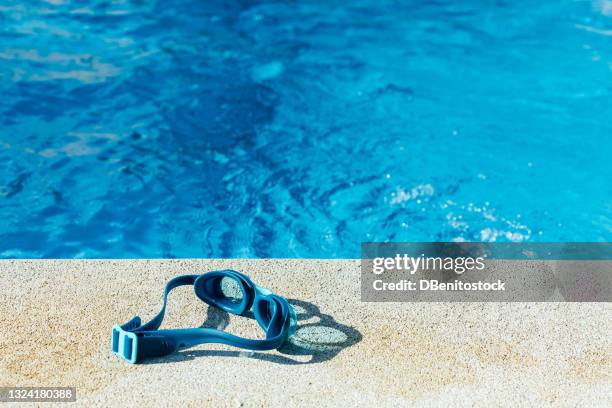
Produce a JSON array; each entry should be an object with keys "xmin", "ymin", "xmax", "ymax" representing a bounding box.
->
[{"xmin": 111, "ymin": 269, "xmax": 297, "ymax": 364}]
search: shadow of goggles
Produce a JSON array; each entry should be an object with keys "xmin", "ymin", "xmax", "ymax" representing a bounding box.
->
[{"xmin": 111, "ymin": 269, "xmax": 297, "ymax": 364}]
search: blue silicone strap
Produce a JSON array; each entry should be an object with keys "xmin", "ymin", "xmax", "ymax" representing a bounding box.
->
[{"xmin": 111, "ymin": 270, "xmax": 296, "ymax": 364}]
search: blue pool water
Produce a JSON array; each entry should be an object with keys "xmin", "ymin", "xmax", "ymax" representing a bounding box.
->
[{"xmin": 1, "ymin": 1, "xmax": 611, "ymax": 258}]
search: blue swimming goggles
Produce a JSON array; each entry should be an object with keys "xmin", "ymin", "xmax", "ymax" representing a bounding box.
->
[{"xmin": 112, "ymin": 270, "xmax": 297, "ymax": 364}]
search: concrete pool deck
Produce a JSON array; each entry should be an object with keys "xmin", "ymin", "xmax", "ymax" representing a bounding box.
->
[{"xmin": 0, "ymin": 259, "xmax": 610, "ymax": 407}]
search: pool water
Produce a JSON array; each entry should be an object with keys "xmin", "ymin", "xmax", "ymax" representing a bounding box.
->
[{"xmin": 1, "ymin": 1, "xmax": 611, "ymax": 258}]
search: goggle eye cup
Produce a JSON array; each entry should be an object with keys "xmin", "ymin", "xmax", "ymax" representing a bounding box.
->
[
  {"xmin": 194, "ymin": 270, "xmax": 254, "ymax": 315},
  {"xmin": 255, "ymin": 286, "xmax": 297, "ymax": 337}
]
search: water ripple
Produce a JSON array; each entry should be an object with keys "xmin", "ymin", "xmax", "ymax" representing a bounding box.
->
[{"xmin": 0, "ymin": 0, "xmax": 611, "ymax": 257}]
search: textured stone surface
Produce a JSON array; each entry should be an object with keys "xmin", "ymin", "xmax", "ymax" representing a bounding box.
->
[{"xmin": 0, "ymin": 259, "xmax": 610, "ymax": 407}]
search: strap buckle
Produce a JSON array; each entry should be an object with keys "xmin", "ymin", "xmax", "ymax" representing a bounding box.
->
[
  {"xmin": 111, "ymin": 321, "xmax": 140, "ymax": 364},
  {"xmin": 112, "ymin": 316, "xmax": 180, "ymax": 364}
]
